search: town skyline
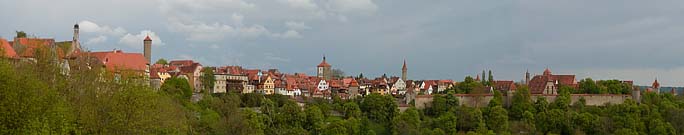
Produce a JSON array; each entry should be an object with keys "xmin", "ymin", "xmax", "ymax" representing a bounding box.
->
[{"xmin": 3, "ymin": 0, "xmax": 684, "ymax": 86}]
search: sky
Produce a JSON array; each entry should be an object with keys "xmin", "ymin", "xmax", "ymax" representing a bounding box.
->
[{"xmin": 1, "ymin": 0, "xmax": 684, "ymax": 86}]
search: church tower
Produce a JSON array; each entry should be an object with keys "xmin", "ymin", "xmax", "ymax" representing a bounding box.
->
[
  {"xmin": 143, "ymin": 35, "xmax": 152, "ymax": 64},
  {"xmin": 317, "ymin": 56, "xmax": 332, "ymax": 80},
  {"xmin": 69, "ymin": 24, "xmax": 81, "ymax": 56},
  {"xmin": 402, "ymin": 59, "xmax": 407, "ymax": 81}
]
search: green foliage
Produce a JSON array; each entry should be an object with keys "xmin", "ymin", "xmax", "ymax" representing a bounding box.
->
[
  {"xmin": 551, "ymin": 86, "xmax": 572, "ymax": 110},
  {"xmin": 343, "ymin": 102, "xmax": 362, "ymax": 119},
  {"xmin": 535, "ymin": 97, "xmax": 549, "ymax": 112},
  {"xmin": 161, "ymin": 77, "xmax": 193, "ymax": 101},
  {"xmin": 486, "ymin": 106, "xmax": 509, "ymax": 134},
  {"xmin": 360, "ymin": 94, "xmax": 398, "ymax": 124},
  {"xmin": 510, "ymin": 86, "xmax": 534, "ymax": 120},
  {"xmin": 579, "ymin": 78, "xmax": 631, "ymax": 94},
  {"xmin": 488, "ymin": 90, "xmax": 503, "ymax": 108},
  {"xmin": 613, "ymin": 128, "xmax": 639, "ymax": 135},
  {"xmin": 305, "ymin": 106, "xmax": 324, "ymax": 134},
  {"xmin": 16, "ymin": 30, "xmax": 27, "ymax": 38},
  {"xmin": 573, "ymin": 112, "xmax": 599, "ymax": 134},
  {"xmin": 241, "ymin": 93, "xmax": 264, "ymax": 107},
  {"xmin": 3, "ymin": 52, "xmax": 684, "ymax": 135},
  {"xmin": 0, "ymin": 61, "xmax": 75, "ymax": 134},
  {"xmin": 455, "ymin": 107, "xmax": 484, "ymax": 132},
  {"xmin": 458, "ymin": 76, "xmax": 484, "ymax": 94},
  {"xmin": 392, "ymin": 107, "xmax": 421, "ymax": 135},
  {"xmin": 201, "ymin": 67, "xmax": 216, "ymax": 92},
  {"xmin": 155, "ymin": 58, "xmax": 168, "ymax": 65},
  {"xmin": 436, "ymin": 112, "xmax": 459, "ymax": 134},
  {"xmin": 487, "ymin": 70, "xmax": 493, "ymax": 86}
]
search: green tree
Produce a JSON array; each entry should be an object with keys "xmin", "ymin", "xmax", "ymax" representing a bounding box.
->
[
  {"xmin": 343, "ymin": 102, "xmax": 362, "ymax": 119},
  {"xmin": 456, "ymin": 107, "xmax": 484, "ymax": 132},
  {"xmin": 521, "ymin": 111, "xmax": 536, "ymax": 134},
  {"xmin": 573, "ymin": 97, "xmax": 586, "ymax": 111},
  {"xmin": 360, "ymin": 94, "xmax": 398, "ymax": 124},
  {"xmin": 487, "ymin": 70, "xmax": 494, "ymax": 86},
  {"xmin": 459, "ymin": 76, "xmax": 483, "ymax": 94},
  {"xmin": 243, "ymin": 109, "xmax": 266, "ymax": 135},
  {"xmin": 551, "ymin": 86, "xmax": 572, "ymax": 110},
  {"xmin": 488, "ymin": 90, "xmax": 503, "ymax": 108},
  {"xmin": 305, "ymin": 106, "xmax": 324, "ymax": 134},
  {"xmin": 534, "ymin": 97, "xmax": 549, "ymax": 113},
  {"xmin": 161, "ymin": 77, "xmax": 193, "ymax": 101},
  {"xmin": 613, "ymin": 128, "xmax": 639, "ymax": 135},
  {"xmin": 573, "ymin": 112, "xmax": 599, "ymax": 134},
  {"xmin": 486, "ymin": 106, "xmax": 509, "ymax": 134},
  {"xmin": 510, "ymin": 86, "xmax": 534, "ymax": 120},
  {"xmin": 201, "ymin": 67, "xmax": 216, "ymax": 92},
  {"xmin": 436, "ymin": 112, "xmax": 459, "ymax": 134},
  {"xmin": 155, "ymin": 58, "xmax": 168, "ymax": 65},
  {"xmin": 15, "ymin": 31, "xmax": 27, "ymax": 38},
  {"xmin": 0, "ymin": 61, "xmax": 76, "ymax": 134},
  {"xmin": 280, "ymin": 101, "xmax": 306, "ymax": 128},
  {"xmin": 392, "ymin": 107, "xmax": 421, "ymax": 135},
  {"xmin": 597, "ymin": 79, "xmax": 631, "ymax": 94},
  {"xmin": 579, "ymin": 78, "xmax": 601, "ymax": 94},
  {"xmin": 429, "ymin": 94, "xmax": 448, "ymax": 116}
]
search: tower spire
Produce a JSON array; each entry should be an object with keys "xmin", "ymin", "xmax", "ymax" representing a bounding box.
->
[{"xmin": 402, "ymin": 59, "xmax": 407, "ymax": 81}]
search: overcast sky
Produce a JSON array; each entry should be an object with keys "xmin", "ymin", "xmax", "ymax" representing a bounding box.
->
[{"xmin": 1, "ymin": 0, "xmax": 684, "ymax": 86}]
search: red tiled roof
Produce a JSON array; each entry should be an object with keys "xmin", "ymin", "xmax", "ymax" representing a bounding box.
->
[
  {"xmin": 87, "ymin": 50, "xmax": 148, "ymax": 71},
  {"xmin": 0, "ymin": 38, "xmax": 18, "ymax": 58},
  {"xmin": 349, "ymin": 78, "xmax": 359, "ymax": 87},
  {"xmin": 151, "ymin": 64, "xmax": 165, "ymax": 69},
  {"xmin": 144, "ymin": 35, "xmax": 152, "ymax": 41},
  {"xmin": 14, "ymin": 38, "xmax": 56, "ymax": 58},
  {"xmin": 528, "ymin": 70, "xmax": 577, "ymax": 94},
  {"xmin": 330, "ymin": 79, "xmax": 343, "ymax": 88},
  {"xmin": 169, "ymin": 60, "xmax": 194, "ymax": 67},
  {"xmin": 493, "ymin": 80, "xmax": 517, "ymax": 91},
  {"xmin": 179, "ymin": 63, "xmax": 201, "ymax": 74},
  {"xmin": 317, "ymin": 57, "xmax": 331, "ymax": 67}
]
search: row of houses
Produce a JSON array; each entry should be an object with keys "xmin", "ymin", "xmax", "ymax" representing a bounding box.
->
[
  {"xmin": 4, "ymin": 24, "xmax": 668, "ymax": 101},
  {"xmin": 0, "ymin": 24, "xmax": 150, "ymax": 79},
  {"xmin": 205, "ymin": 57, "xmax": 462, "ymax": 100}
]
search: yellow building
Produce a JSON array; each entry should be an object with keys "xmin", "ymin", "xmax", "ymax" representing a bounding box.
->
[{"xmin": 263, "ymin": 75, "xmax": 275, "ymax": 95}]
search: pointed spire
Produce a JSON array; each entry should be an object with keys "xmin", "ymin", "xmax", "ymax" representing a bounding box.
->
[{"xmin": 402, "ymin": 59, "xmax": 407, "ymax": 70}]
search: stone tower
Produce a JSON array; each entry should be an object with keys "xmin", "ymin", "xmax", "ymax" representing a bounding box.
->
[
  {"xmin": 402, "ymin": 59, "xmax": 407, "ymax": 81},
  {"xmin": 317, "ymin": 56, "xmax": 332, "ymax": 80},
  {"xmin": 143, "ymin": 35, "xmax": 152, "ymax": 64},
  {"xmin": 70, "ymin": 24, "xmax": 81, "ymax": 56}
]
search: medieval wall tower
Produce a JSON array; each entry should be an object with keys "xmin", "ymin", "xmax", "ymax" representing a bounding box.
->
[{"xmin": 143, "ymin": 35, "xmax": 152, "ymax": 64}]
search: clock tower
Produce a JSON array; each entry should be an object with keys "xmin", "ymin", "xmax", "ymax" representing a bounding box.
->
[{"xmin": 317, "ymin": 56, "xmax": 332, "ymax": 80}]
